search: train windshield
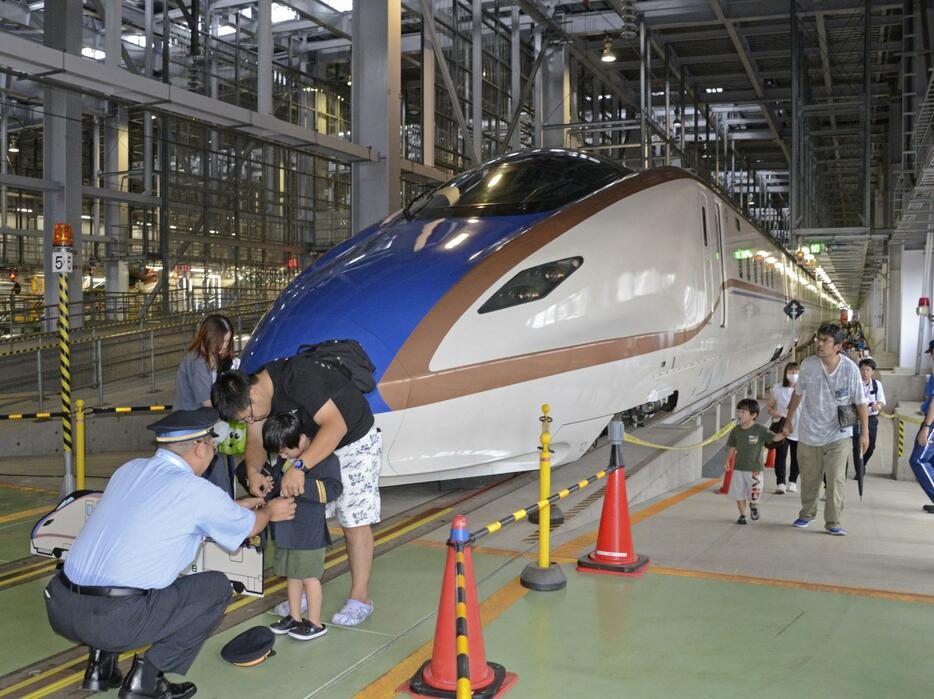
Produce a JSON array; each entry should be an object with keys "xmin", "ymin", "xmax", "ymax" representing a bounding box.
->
[{"xmin": 404, "ymin": 151, "xmax": 632, "ymax": 219}]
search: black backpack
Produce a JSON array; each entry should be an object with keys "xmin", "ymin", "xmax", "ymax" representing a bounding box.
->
[{"xmin": 296, "ymin": 339, "xmax": 377, "ymax": 394}]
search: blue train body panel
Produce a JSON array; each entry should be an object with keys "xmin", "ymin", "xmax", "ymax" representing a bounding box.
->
[{"xmin": 240, "ymin": 211, "xmax": 551, "ymax": 414}]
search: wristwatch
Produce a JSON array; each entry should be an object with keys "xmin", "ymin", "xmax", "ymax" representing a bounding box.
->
[
  {"xmin": 293, "ymin": 459, "xmax": 307, "ymax": 472},
  {"xmin": 924, "ymin": 424, "xmax": 932, "ymax": 429}
]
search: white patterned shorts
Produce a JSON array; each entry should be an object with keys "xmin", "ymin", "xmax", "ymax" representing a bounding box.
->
[
  {"xmin": 326, "ymin": 426, "xmax": 382, "ymax": 528},
  {"xmin": 728, "ymin": 470, "xmax": 763, "ymax": 501}
]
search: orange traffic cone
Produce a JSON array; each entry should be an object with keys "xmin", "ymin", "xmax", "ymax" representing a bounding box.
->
[
  {"xmin": 404, "ymin": 515, "xmax": 518, "ymax": 698},
  {"xmin": 716, "ymin": 452, "xmax": 736, "ymax": 494},
  {"xmin": 764, "ymin": 447, "xmax": 776, "ymax": 469},
  {"xmin": 577, "ymin": 421, "xmax": 649, "ymax": 577}
]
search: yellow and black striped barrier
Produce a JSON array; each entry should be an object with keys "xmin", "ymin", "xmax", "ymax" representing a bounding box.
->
[
  {"xmin": 89, "ymin": 405, "xmax": 171, "ymax": 415},
  {"xmin": 468, "ymin": 464, "xmax": 621, "ymax": 544},
  {"xmin": 453, "ymin": 538, "xmax": 471, "ymax": 699},
  {"xmin": 898, "ymin": 420, "xmax": 905, "ymax": 458},
  {"xmin": 0, "ymin": 411, "xmax": 62, "ymax": 420}
]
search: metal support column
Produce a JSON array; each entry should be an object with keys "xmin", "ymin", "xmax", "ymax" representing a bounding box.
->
[
  {"xmin": 42, "ymin": 0, "xmax": 83, "ymax": 331},
  {"xmin": 471, "ymin": 0, "xmax": 483, "ymax": 160},
  {"xmin": 257, "ymin": 0, "xmax": 272, "ymax": 114},
  {"xmin": 863, "ymin": 0, "xmax": 872, "ymax": 228},
  {"xmin": 639, "ymin": 18, "xmax": 649, "ymax": 170},
  {"xmin": 352, "ymin": 0, "xmax": 402, "ymax": 231},
  {"xmin": 509, "ymin": 4, "xmax": 521, "ymax": 151},
  {"xmin": 422, "ymin": 1, "xmax": 436, "ymax": 167}
]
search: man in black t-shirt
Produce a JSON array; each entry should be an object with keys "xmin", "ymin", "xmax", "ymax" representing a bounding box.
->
[{"xmin": 213, "ymin": 357, "xmax": 381, "ymax": 627}]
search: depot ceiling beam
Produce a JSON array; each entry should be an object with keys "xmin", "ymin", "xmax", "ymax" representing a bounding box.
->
[{"xmin": 706, "ymin": 0, "xmax": 789, "ymax": 164}]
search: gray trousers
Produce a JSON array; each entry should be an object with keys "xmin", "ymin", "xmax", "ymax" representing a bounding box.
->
[{"xmin": 45, "ymin": 571, "xmax": 231, "ymax": 675}]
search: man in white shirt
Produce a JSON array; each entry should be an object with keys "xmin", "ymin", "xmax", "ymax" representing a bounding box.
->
[{"xmin": 784, "ymin": 324, "xmax": 869, "ymax": 536}]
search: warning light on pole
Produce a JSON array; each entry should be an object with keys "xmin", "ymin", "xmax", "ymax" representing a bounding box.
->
[
  {"xmin": 919, "ymin": 297, "xmax": 931, "ymax": 317},
  {"xmin": 53, "ymin": 223, "xmax": 74, "ymax": 248}
]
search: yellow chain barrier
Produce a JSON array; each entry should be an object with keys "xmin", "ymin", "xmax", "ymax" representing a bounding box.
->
[
  {"xmin": 622, "ymin": 421, "xmax": 737, "ymax": 451},
  {"xmin": 879, "ymin": 412, "xmax": 924, "ymax": 425}
]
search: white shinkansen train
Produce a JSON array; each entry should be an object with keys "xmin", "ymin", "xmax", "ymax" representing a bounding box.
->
[{"xmin": 241, "ymin": 150, "xmax": 836, "ymax": 485}]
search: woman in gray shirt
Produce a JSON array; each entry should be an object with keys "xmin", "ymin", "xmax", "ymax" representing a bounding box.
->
[{"xmin": 175, "ymin": 314, "xmax": 237, "ymax": 495}]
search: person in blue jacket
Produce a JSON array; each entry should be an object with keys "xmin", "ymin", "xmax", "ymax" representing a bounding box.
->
[
  {"xmin": 263, "ymin": 412, "xmax": 343, "ymax": 641},
  {"xmin": 910, "ymin": 340, "xmax": 934, "ymax": 512}
]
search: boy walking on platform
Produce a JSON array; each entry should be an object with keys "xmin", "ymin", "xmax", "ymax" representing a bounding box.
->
[
  {"xmin": 727, "ymin": 399, "xmax": 784, "ymax": 524},
  {"xmin": 263, "ymin": 413, "xmax": 343, "ymax": 641}
]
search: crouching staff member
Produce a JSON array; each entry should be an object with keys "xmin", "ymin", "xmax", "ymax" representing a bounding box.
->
[
  {"xmin": 44, "ymin": 408, "xmax": 296, "ymax": 699},
  {"xmin": 213, "ymin": 356, "xmax": 381, "ymax": 627}
]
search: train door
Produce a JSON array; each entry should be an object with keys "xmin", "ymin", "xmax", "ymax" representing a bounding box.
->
[
  {"xmin": 698, "ymin": 193, "xmax": 714, "ymax": 317},
  {"xmin": 714, "ymin": 201, "xmax": 727, "ymax": 327}
]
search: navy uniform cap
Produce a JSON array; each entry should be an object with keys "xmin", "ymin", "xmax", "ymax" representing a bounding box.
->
[
  {"xmin": 220, "ymin": 626, "xmax": 276, "ymax": 667},
  {"xmin": 147, "ymin": 407, "xmax": 220, "ymax": 444}
]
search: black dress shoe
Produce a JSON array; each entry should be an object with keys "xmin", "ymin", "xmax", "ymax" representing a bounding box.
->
[
  {"xmin": 82, "ymin": 648, "xmax": 122, "ymax": 692},
  {"xmin": 118, "ymin": 656, "xmax": 196, "ymax": 699},
  {"xmin": 923, "ymin": 504, "xmax": 934, "ymax": 514}
]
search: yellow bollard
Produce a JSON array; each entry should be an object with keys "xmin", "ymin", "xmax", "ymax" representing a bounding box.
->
[
  {"xmin": 520, "ymin": 404, "xmax": 567, "ymax": 591},
  {"xmin": 75, "ymin": 399, "xmax": 85, "ymax": 491},
  {"xmin": 538, "ymin": 412, "xmax": 552, "ymax": 570}
]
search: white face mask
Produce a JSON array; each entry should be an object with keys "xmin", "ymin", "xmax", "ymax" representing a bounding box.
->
[{"xmin": 787, "ymin": 373, "xmax": 799, "ymax": 383}]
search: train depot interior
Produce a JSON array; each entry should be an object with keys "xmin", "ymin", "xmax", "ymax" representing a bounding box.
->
[{"xmin": 2, "ymin": 1, "xmax": 934, "ymax": 698}]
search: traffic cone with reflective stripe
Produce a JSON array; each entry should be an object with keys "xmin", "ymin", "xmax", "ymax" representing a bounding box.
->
[
  {"xmin": 577, "ymin": 419, "xmax": 649, "ymax": 577},
  {"xmin": 403, "ymin": 515, "xmax": 518, "ymax": 699},
  {"xmin": 716, "ymin": 452, "xmax": 736, "ymax": 494}
]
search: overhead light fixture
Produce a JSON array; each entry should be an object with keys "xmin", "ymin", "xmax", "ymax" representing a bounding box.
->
[
  {"xmin": 618, "ymin": 0, "xmax": 638, "ymax": 40},
  {"xmin": 601, "ymin": 37, "xmax": 617, "ymax": 63},
  {"xmin": 8, "ymin": 137, "xmax": 19, "ymax": 154}
]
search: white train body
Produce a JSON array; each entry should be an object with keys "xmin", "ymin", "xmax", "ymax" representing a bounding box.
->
[{"xmin": 241, "ymin": 153, "xmax": 835, "ymax": 484}]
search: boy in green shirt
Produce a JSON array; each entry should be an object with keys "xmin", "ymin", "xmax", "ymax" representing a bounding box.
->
[{"xmin": 727, "ymin": 399, "xmax": 784, "ymax": 524}]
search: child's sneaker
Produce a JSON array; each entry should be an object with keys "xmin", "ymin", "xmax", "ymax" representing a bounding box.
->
[
  {"xmin": 788, "ymin": 482, "xmax": 798, "ymax": 493},
  {"xmin": 288, "ymin": 620, "xmax": 328, "ymax": 641},
  {"xmin": 826, "ymin": 526, "xmax": 847, "ymax": 536},
  {"xmin": 736, "ymin": 515, "xmax": 747, "ymax": 525},
  {"xmin": 750, "ymin": 504, "xmax": 760, "ymax": 520},
  {"xmin": 775, "ymin": 483, "xmax": 787, "ymax": 494},
  {"xmin": 270, "ymin": 615, "xmax": 301, "ymax": 635}
]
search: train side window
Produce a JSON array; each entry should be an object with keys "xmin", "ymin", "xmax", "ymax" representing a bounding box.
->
[{"xmin": 700, "ymin": 207, "xmax": 708, "ymax": 246}]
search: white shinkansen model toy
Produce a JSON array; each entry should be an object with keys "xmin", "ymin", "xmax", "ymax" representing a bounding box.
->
[
  {"xmin": 239, "ymin": 150, "xmax": 837, "ymax": 485},
  {"xmin": 31, "ymin": 491, "xmax": 264, "ymax": 596}
]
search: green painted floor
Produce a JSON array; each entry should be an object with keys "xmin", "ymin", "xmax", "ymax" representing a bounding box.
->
[
  {"xmin": 474, "ymin": 568, "xmax": 934, "ymax": 699},
  {"xmin": 0, "ymin": 487, "xmax": 56, "ymax": 563},
  {"xmin": 0, "ymin": 575, "xmax": 75, "ymax": 677}
]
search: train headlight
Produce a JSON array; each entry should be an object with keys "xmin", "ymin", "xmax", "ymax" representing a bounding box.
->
[{"xmin": 478, "ymin": 257, "xmax": 583, "ymax": 314}]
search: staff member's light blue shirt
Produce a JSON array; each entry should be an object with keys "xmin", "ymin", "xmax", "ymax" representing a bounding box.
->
[{"xmin": 65, "ymin": 449, "xmax": 254, "ymax": 589}]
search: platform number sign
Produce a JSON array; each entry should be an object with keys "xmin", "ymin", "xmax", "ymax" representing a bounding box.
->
[
  {"xmin": 784, "ymin": 300, "xmax": 804, "ymax": 320},
  {"xmin": 52, "ymin": 249, "xmax": 73, "ymax": 274}
]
